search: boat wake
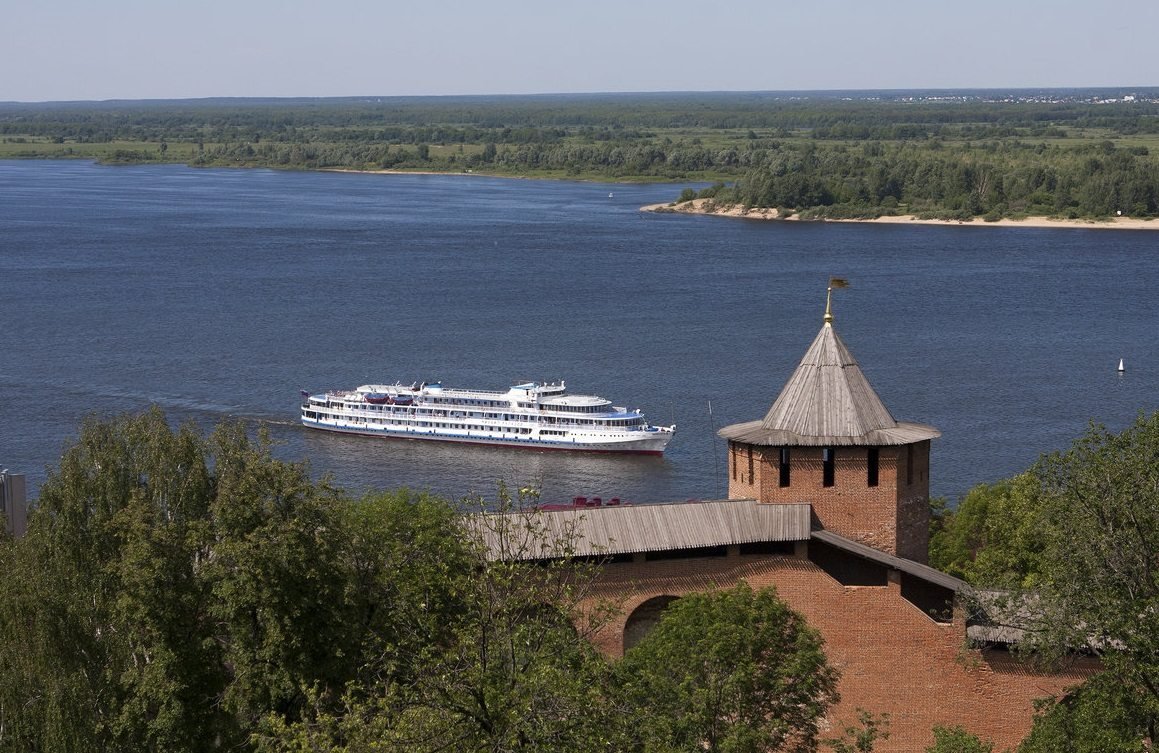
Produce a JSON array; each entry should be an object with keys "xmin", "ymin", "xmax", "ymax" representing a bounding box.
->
[{"xmin": 0, "ymin": 374, "xmax": 263, "ymax": 423}]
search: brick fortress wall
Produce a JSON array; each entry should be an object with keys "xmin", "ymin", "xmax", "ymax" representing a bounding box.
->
[{"xmin": 583, "ymin": 549, "xmax": 1095, "ymax": 753}]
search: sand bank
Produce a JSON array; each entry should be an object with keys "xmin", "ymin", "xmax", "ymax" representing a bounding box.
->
[
  {"xmin": 641, "ymin": 199, "xmax": 1159, "ymax": 230},
  {"xmin": 322, "ymin": 167, "xmax": 486, "ymax": 177}
]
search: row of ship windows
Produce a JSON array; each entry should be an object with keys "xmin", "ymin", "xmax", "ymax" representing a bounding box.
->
[
  {"xmin": 306, "ymin": 412, "xmax": 535, "ymax": 434},
  {"xmin": 347, "ymin": 399, "xmax": 610, "ymax": 414},
  {"xmin": 427, "ymin": 398, "xmax": 511, "ymax": 408},
  {"xmin": 318, "ymin": 408, "xmax": 641, "ymax": 427}
]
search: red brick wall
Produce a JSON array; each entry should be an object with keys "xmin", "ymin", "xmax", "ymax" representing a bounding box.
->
[
  {"xmin": 726, "ymin": 441, "xmax": 932, "ymax": 562},
  {"xmin": 586, "ymin": 551, "xmax": 1094, "ymax": 753}
]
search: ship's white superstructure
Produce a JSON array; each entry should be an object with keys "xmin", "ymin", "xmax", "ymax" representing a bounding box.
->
[{"xmin": 300, "ymin": 381, "xmax": 675, "ymax": 454}]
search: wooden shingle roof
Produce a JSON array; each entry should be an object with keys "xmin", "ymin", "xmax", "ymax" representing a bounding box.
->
[
  {"xmin": 719, "ymin": 321, "xmax": 940, "ymax": 447},
  {"xmin": 469, "ymin": 499, "xmax": 812, "ymax": 561},
  {"xmin": 811, "ymin": 529, "xmax": 967, "ymax": 592}
]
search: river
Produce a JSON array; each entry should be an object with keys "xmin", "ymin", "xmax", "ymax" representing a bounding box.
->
[{"xmin": 2, "ymin": 160, "xmax": 1156, "ymax": 504}]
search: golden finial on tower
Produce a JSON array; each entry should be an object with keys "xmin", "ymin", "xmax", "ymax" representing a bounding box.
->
[{"xmin": 824, "ymin": 277, "xmax": 850, "ymax": 326}]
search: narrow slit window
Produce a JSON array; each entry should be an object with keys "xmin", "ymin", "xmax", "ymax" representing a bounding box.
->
[
  {"xmin": 822, "ymin": 447, "xmax": 835, "ymax": 488},
  {"xmin": 867, "ymin": 447, "xmax": 879, "ymax": 487},
  {"xmin": 906, "ymin": 444, "xmax": 914, "ymax": 486},
  {"xmin": 747, "ymin": 446, "xmax": 754, "ymax": 482},
  {"xmin": 779, "ymin": 448, "xmax": 791, "ymax": 488}
]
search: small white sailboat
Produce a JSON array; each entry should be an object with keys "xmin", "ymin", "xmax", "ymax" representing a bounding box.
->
[{"xmin": 1118, "ymin": 358, "xmax": 1125, "ymax": 373}]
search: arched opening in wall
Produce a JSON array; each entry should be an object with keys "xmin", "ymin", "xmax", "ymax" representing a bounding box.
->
[{"xmin": 623, "ymin": 595, "xmax": 680, "ymax": 653}]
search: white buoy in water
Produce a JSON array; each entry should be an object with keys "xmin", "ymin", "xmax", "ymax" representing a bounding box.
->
[{"xmin": 1118, "ymin": 358, "xmax": 1125, "ymax": 373}]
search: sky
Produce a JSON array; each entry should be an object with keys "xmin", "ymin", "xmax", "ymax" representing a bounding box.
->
[{"xmin": 4, "ymin": 0, "xmax": 1157, "ymax": 102}]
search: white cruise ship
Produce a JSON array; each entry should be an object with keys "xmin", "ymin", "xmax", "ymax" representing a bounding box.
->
[{"xmin": 300, "ymin": 381, "xmax": 676, "ymax": 454}]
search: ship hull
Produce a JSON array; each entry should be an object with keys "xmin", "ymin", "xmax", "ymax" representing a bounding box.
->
[{"xmin": 301, "ymin": 417, "xmax": 671, "ymax": 454}]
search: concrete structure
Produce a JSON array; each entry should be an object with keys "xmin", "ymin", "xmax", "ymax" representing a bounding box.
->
[{"xmin": 0, "ymin": 469, "xmax": 28, "ymax": 537}]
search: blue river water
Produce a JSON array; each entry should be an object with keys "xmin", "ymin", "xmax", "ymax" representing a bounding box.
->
[{"xmin": 1, "ymin": 160, "xmax": 1156, "ymax": 504}]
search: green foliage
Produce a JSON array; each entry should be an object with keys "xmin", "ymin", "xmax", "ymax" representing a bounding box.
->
[
  {"xmin": 256, "ymin": 486, "xmax": 626, "ymax": 753},
  {"xmin": 0, "ymin": 410, "xmax": 883, "ymax": 753},
  {"xmin": 926, "ymin": 725, "xmax": 993, "ymax": 753},
  {"xmin": 263, "ymin": 508, "xmax": 853, "ymax": 753},
  {"xmin": 1018, "ymin": 414, "xmax": 1159, "ymax": 740},
  {"xmin": 0, "ymin": 409, "xmax": 469, "ymax": 753},
  {"xmin": 1017, "ymin": 672, "xmax": 1147, "ymax": 753},
  {"xmin": 938, "ymin": 413, "xmax": 1159, "ymax": 748},
  {"xmin": 927, "ymin": 475, "xmax": 1047, "ymax": 586},
  {"xmin": 619, "ymin": 583, "xmax": 839, "ymax": 753},
  {"xmin": 825, "ymin": 710, "xmax": 890, "ymax": 753}
]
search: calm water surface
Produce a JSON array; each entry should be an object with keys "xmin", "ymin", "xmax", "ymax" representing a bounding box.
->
[{"xmin": 2, "ymin": 161, "xmax": 1157, "ymax": 503}]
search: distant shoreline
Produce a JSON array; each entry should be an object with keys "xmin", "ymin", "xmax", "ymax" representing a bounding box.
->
[
  {"xmin": 640, "ymin": 199, "xmax": 1159, "ymax": 231},
  {"xmin": 321, "ymin": 167, "xmax": 487, "ymax": 178}
]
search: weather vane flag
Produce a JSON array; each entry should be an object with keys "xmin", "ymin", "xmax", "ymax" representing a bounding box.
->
[{"xmin": 824, "ymin": 277, "xmax": 850, "ymax": 325}]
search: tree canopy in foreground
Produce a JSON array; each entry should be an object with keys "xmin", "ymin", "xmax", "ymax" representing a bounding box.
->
[
  {"xmin": 931, "ymin": 412, "xmax": 1159, "ymax": 749},
  {"xmin": 618, "ymin": 584, "xmax": 839, "ymax": 753},
  {"xmin": 0, "ymin": 409, "xmax": 841, "ymax": 753}
]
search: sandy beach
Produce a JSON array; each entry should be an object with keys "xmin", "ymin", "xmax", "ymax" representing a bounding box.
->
[
  {"xmin": 322, "ymin": 167, "xmax": 486, "ymax": 177},
  {"xmin": 641, "ymin": 198, "xmax": 1159, "ymax": 230}
]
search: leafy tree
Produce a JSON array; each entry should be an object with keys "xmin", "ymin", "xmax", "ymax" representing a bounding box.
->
[
  {"xmin": 927, "ymin": 474, "xmax": 1047, "ymax": 586},
  {"xmin": 618, "ymin": 583, "xmax": 839, "ymax": 753},
  {"xmin": 0, "ymin": 409, "xmax": 470, "ymax": 753},
  {"xmin": 0, "ymin": 409, "xmax": 225, "ymax": 753},
  {"xmin": 926, "ymin": 725, "xmax": 993, "ymax": 753},
  {"xmin": 1015, "ymin": 414, "xmax": 1159, "ymax": 742},
  {"xmin": 201, "ymin": 420, "xmax": 353, "ymax": 733},
  {"xmin": 258, "ymin": 486, "xmax": 625, "ymax": 753},
  {"xmin": 825, "ymin": 710, "xmax": 890, "ymax": 753},
  {"xmin": 941, "ymin": 414, "xmax": 1159, "ymax": 748},
  {"xmin": 1017, "ymin": 672, "xmax": 1147, "ymax": 753}
]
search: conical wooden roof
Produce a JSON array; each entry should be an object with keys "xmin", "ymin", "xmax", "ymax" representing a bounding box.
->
[{"xmin": 719, "ymin": 322, "xmax": 940, "ymax": 447}]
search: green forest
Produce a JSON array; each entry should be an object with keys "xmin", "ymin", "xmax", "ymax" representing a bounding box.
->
[{"xmin": 3, "ymin": 91, "xmax": 1159, "ymax": 220}]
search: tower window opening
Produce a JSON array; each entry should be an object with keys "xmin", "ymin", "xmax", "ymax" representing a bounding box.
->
[
  {"xmin": 779, "ymin": 448, "xmax": 791, "ymax": 488},
  {"xmin": 906, "ymin": 444, "xmax": 914, "ymax": 486},
  {"xmin": 867, "ymin": 447, "xmax": 879, "ymax": 487},
  {"xmin": 822, "ymin": 447, "xmax": 835, "ymax": 487},
  {"xmin": 747, "ymin": 446, "xmax": 754, "ymax": 482}
]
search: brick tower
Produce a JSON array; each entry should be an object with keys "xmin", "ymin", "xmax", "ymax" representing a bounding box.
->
[{"xmin": 718, "ymin": 286, "xmax": 940, "ymax": 562}]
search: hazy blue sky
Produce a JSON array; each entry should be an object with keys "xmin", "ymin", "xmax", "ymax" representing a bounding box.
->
[{"xmin": 5, "ymin": 0, "xmax": 1156, "ymax": 101}]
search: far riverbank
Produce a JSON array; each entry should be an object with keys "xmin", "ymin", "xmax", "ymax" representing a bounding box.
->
[{"xmin": 641, "ymin": 199, "xmax": 1159, "ymax": 231}]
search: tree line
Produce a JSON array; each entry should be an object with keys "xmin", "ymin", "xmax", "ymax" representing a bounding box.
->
[
  {"xmin": 6, "ymin": 93, "xmax": 1159, "ymax": 218},
  {"xmin": 4, "ymin": 92, "xmax": 1159, "ymax": 135},
  {"xmin": 686, "ymin": 139, "xmax": 1159, "ymax": 219}
]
